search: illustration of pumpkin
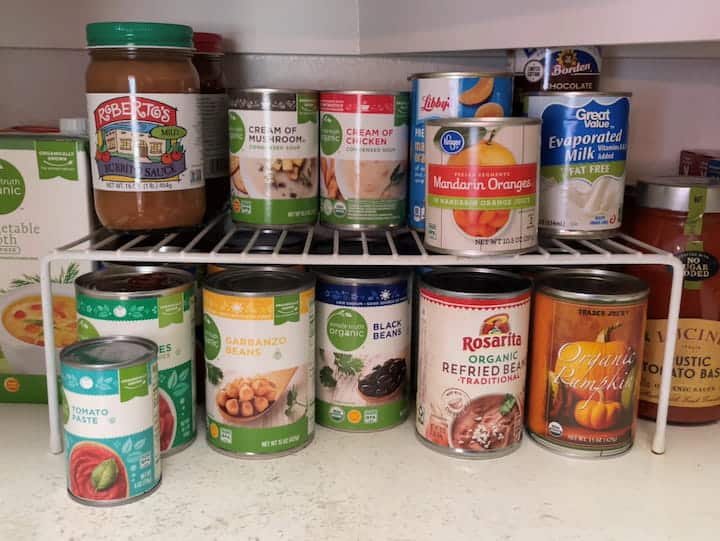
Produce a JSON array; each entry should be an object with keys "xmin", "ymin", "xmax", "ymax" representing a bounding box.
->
[
  {"xmin": 553, "ymin": 323, "xmax": 634, "ymax": 402},
  {"xmin": 574, "ymin": 395, "xmax": 622, "ymax": 430}
]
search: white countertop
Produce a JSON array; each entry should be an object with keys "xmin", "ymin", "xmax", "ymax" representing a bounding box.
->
[{"xmin": 1, "ymin": 404, "xmax": 718, "ymax": 541}]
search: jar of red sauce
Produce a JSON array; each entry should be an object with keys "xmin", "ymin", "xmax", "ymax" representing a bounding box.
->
[
  {"xmin": 86, "ymin": 22, "xmax": 205, "ymax": 231},
  {"xmin": 628, "ymin": 176, "xmax": 720, "ymax": 424},
  {"xmin": 192, "ymin": 32, "xmax": 229, "ymax": 219}
]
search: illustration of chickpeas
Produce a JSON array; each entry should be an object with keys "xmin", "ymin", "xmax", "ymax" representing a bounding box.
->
[
  {"xmin": 225, "ymin": 398, "xmax": 240, "ymax": 416},
  {"xmin": 238, "ymin": 384, "xmax": 254, "ymax": 402},
  {"xmin": 240, "ymin": 401, "xmax": 254, "ymax": 417},
  {"xmin": 265, "ymin": 388, "xmax": 277, "ymax": 402},
  {"xmin": 225, "ymin": 382, "xmax": 239, "ymax": 399},
  {"xmin": 253, "ymin": 396, "xmax": 269, "ymax": 413},
  {"xmin": 216, "ymin": 390, "xmax": 228, "ymax": 408}
]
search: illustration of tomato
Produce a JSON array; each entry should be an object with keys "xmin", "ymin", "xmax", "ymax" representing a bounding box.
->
[
  {"xmin": 170, "ymin": 150, "xmax": 183, "ymax": 162},
  {"xmin": 95, "ymin": 149, "xmax": 103, "ymax": 160},
  {"xmin": 161, "ymin": 153, "xmax": 173, "ymax": 165},
  {"xmin": 101, "ymin": 151, "xmax": 111, "ymax": 162}
]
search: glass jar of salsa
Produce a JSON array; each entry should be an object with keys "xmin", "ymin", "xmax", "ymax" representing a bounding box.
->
[
  {"xmin": 628, "ymin": 176, "xmax": 720, "ymax": 424},
  {"xmin": 86, "ymin": 22, "xmax": 205, "ymax": 231},
  {"xmin": 192, "ymin": 32, "xmax": 229, "ymax": 219}
]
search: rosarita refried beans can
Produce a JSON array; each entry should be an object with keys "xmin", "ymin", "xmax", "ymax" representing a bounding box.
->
[
  {"xmin": 526, "ymin": 269, "xmax": 649, "ymax": 457},
  {"xmin": 416, "ymin": 268, "xmax": 531, "ymax": 458},
  {"xmin": 408, "ymin": 72, "xmax": 513, "ymax": 231},
  {"xmin": 61, "ymin": 336, "xmax": 161, "ymax": 506},
  {"xmin": 203, "ymin": 269, "xmax": 315, "ymax": 457},
  {"xmin": 423, "ymin": 118, "xmax": 540, "ymax": 255}
]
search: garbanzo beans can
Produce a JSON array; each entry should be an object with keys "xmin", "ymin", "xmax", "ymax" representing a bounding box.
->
[
  {"xmin": 61, "ymin": 336, "xmax": 161, "ymax": 506},
  {"xmin": 416, "ymin": 268, "xmax": 531, "ymax": 458},
  {"xmin": 423, "ymin": 118, "xmax": 540, "ymax": 255},
  {"xmin": 526, "ymin": 269, "xmax": 648, "ymax": 457},
  {"xmin": 203, "ymin": 269, "xmax": 315, "ymax": 457}
]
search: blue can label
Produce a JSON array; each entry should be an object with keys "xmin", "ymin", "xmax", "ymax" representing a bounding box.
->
[
  {"xmin": 525, "ymin": 94, "xmax": 630, "ymax": 232},
  {"xmin": 409, "ymin": 75, "xmax": 513, "ymax": 230},
  {"xmin": 62, "ymin": 360, "xmax": 161, "ymax": 503}
]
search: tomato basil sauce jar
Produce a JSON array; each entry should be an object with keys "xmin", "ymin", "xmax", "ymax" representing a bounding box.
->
[
  {"xmin": 628, "ymin": 177, "xmax": 720, "ymax": 424},
  {"xmin": 85, "ymin": 22, "xmax": 205, "ymax": 231}
]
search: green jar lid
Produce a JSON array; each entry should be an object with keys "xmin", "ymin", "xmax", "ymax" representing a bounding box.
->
[{"xmin": 86, "ymin": 22, "xmax": 194, "ymax": 49}]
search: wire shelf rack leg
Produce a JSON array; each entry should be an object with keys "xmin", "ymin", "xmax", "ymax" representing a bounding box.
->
[
  {"xmin": 651, "ymin": 257, "xmax": 684, "ymax": 455},
  {"xmin": 41, "ymin": 255, "xmax": 63, "ymax": 454}
]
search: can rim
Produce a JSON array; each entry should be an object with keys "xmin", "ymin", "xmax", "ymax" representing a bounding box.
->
[
  {"xmin": 523, "ymin": 91, "xmax": 632, "ymax": 97},
  {"xmin": 425, "ymin": 117, "xmax": 540, "ymax": 127},
  {"xmin": 203, "ymin": 268, "xmax": 315, "ymax": 297},
  {"xmin": 419, "ymin": 268, "xmax": 532, "ymax": 299},
  {"xmin": 315, "ymin": 267, "xmax": 410, "ymax": 286},
  {"xmin": 320, "ymin": 90, "xmax": 409, "ymax": 96},
  {"xmin": 61, "ymin": 336, "xmax": 158, "ymax": 370},
  {"xmin": 75, "ymin": 266, "xmax": 195, "ymax": 300},
  {"xmin": 229, "ymin": 88, "xmax": 319, "ymax": 95},
  {"xmin": 535, "ymin": 269, "xmax": 649, "ymax": 303},
  {"xmin": 408, "ymin": 71, "xmax": 512, "ymax": 80}
]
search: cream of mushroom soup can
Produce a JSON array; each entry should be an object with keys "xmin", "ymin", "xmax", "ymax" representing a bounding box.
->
[
  {"xmin": 416, "ymin": 268, "xmax": 531, "ymax": 458},
  {"xmin": 61, "ymin": 336, "xmax": 161, "ymax": 506},
  {"xmin": 424, "ymin": 118, "xmax": 540, "ymax": 255},
  {"xmin": 523, "ymin": 92, "xmax": 631, "ymax": 238},
  {"xmin": 229, "ymin": 89, "xmax": 319, "ymax": 226},
  {"xmin": 75, "ymin": 266, "xmax": 196, "ymax": 456},
  {"xmin": 315, "ymin": 268, "xmax": 410, "ymax": 431},
  {"xmin": 203, "ymin": 269, "xmax": 315, "ymax": 457}
]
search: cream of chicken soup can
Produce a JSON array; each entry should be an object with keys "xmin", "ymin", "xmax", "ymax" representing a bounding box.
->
[
  {"xmin": 203, "ymin": 269, "xmax": 315, "ymax": 457},
  {"xmin": 75, "ymin": 267, "xmax": 196, "ymax": 456},
  {"xmin": 424, "ymin": 118, "xmax": 540, "ymax": 255},
  {"xmin": 523, "ymin": 91, "xmax": 631, "ymax": 238},
  {"xmin": 315, "ymin": 268, "xmax": 410, "ymax": 431},
  {"xmin": 61, "ymin": 336, "xmax": 161, "ymax": 506},
  {"xmin": 416, "ymin": 268, "xmax": 531, "ymax": 458},
  {"xmin": 319, "ymin": 91, "xmax": 409, "ymax": 229}
]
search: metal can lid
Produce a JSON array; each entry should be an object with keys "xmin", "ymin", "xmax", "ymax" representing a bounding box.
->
[
  {"xmin": 408, "ymin": 71, "xmax": 512, "ymax": 80},
  {"xmin": 420, "ymin": 268, "xmax": 531, "ymax": 299},
  {"xmin": 315, "ymin": 267, "xmax": 410, "ymax": 286},
  {"xmin": 61, "ymin": 336, "xmax": 157, "ymax": 370},
  {"xmin": 635, "ymin": 176, "xmax": 720, "ymax": 213},
  {"xmin": 230, "ymin": 88, "xmax": 319, "ymax": 96},
  {"xmin": 320, "ymin": 90, "xmax": 409, "ymax": 96},
  {"xmin": 75, "ymin": 266, "xmax": 194, "ymax": 299},
  {"xmin": 536, "ymin": 269, "xmax": 648, "ymax": 303},
  {"xmin": 203, "ymin": 268, "xmax": 315, "ymax": 297},
  {"xmin": 425, "ymin": 117, "xmax": 540, "ymax": 127},
  {"xmin": 523, "ymin": 91, "xmax": 632, "ymax": 98}
]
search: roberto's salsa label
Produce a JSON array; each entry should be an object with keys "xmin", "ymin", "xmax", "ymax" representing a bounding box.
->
[
  {"xmin": 86, "ymin": 93, "xmax": 203, "ymax": 192},
  {"xmin": 76, "ymin": 290, "xmax": 196, "ymax": 455},
  {"xmin": 641, "ymin": 318, "xmax": 720, "ymax": 408},
  {"xmin": 62, "ymin": 360, "xmax": 161, "ymax": 503}
]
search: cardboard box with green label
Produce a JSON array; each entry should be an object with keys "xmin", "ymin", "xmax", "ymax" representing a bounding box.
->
[{"xmin": 0, "ymin": 131, "xmax": 94, "ymax": 403}]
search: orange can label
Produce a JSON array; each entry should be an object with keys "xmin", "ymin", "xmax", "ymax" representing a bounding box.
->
[{"xmin": 527, "ymin": 291, "xmax": 647, "ymax": 453}]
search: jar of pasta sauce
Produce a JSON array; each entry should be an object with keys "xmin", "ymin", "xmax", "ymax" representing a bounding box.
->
[
  {"xmin": 85, "ymin": 22, "xmax": 205, "ymax": 231},
  {"xmin": 628, "ymin": 176, "xmax": 720, "ymax": 424},
  {"xmin": 193, "ymin": 32, "xmax": 229, "ymax": 219}
]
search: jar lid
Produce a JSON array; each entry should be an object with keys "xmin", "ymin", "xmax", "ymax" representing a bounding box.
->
[
  {"xmin": 635, "ymin": 176, "xmax": 720, "ymax": 213},
  {"xmin": 86, "ymin": 22, "xmax": 194, "ymax": 49},
  {"xmin": 193, "ymin": 32, "xmax": 223, "ymax": 54}
]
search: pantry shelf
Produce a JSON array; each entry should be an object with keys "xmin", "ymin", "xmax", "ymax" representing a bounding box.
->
[{"xmin": 38, "ymin": 214, "xmax": 686, "ymax": 457}]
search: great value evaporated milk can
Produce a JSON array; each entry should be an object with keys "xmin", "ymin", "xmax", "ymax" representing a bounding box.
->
[
  {"xmin": 61, "ymin": 336, "xmax": 161, "ymax": 506},
  {"xmin": 424, "ymin": 118, "xmax": 540, "ymax": 255},
  {"xmin": 229, "ymin": 89, "xmax": 319, "ymax": 226},
  {"xmin": 75, "ymin": 267, "xmax": 196, "ymax": 456},
  {"xmin": 319, "ymin": 91, "xmax": 409, "ymax": 229},
  {"xmin": 526, "ymin": 270, "xmax": 648, "ymax": 457},
  {"xmin": 203, "ymin": 269, "xmax": 315, "ymax": 457},
  {"xmin": 315, "ymin": 268, "xmax": 410, "ymax": 431},
  {"xmin": 408, "ymin": 72, "xmax": 513, "ymax": 230},
  {"xmin": 416, "ymin": 268, "xmax": 531, "ymax": 458},
  {"xmin": 524, "ymin": 92, "xmax": 631, "ymax": 238}
]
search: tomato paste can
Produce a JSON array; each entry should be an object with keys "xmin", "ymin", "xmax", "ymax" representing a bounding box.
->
[
  {"xmin": 61, "ymin": 336, "xmax": 161, "ymax": 506},
  {"xmin": 416, "ymin": 268, "xmax": 531, "ymax": 458},
  {"xmin": 75, "ymin": 266, "xmax": 196, "ymax": 456},
  {"xmin": 408, "ymin": 72, "xmax": 514, "ymax": 231},
  {"xmin": 319, "ymin": 90, "xmax": 409, "ymax": 230},
  {"xmin": 523, "ymin": 92, "xmax": 632, "ymax": 238},
  {"xmin": 511, "ymin": 47, "xmax": 601, "ymax": 114},
  {"xmin": 315, "ymin": 268, "xmax": 411, "ymax": 431},
  {"xmin": 203, "ymin": 269, "xmax": 315, "ymax": 457},
  {"xmin": 229, "ymin": 89, "xmax": 319, "ymax": 227},
  {"xmin": 423, "ymin": 118, "xmax": 540, "ymax": 255},
  {"xmin": 526, "ymin": 269, "xmax": 649, "ymax": 457}
]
